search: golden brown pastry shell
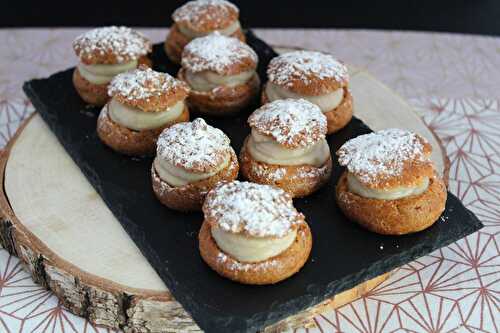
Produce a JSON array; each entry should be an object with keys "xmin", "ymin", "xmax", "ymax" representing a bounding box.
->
[
  {"xmin": 267, "ymin": 59, "xmax": 348, "ymax": 95},
  {"xmin": 269, "ymin": 74, "xmax": 347, "ymax": 96},
  {"xmin": 74, "ymin": 32, "xmax": 151, "ymax": 65},
  {"xmin": 337, "ymin": 132, "xmax": 434, "ymax": 190},
  {"xmin": 72, "ymin": 56, "xmax": 152, "ymax": 106},
  {"xmin": 199, "ymin": 220, "xmax": 312, "ymax": 285},
  {"xmin": 164, "ymin": 23, "xmax": 245, "ymax": 64},
  {"xmin": 96, "ymin": 104, "xmax": 189, "ymax": 156},
  {"xmin": 173, "ymin": 3, "xmax": 239, "ymax": 34},
  {"xmin": 239, "ymin": 138, "xmax": 332, "ymax": 198},
  {"xmin": 261, "ymin": 85, "xmax": 353, "ymax": 135},
  {"xmin": 112, "ymin": 75, "xmax": 189, "ymax": 113},
  {"xmin": 151, "ymin": 150, "xmax": 239, "ymax": 211},
  {"xmin": 335, "ymin": 171, "xmax": 447, "ymax": 235},
  {"xmin": 181, "ymin": 42, "xmax": 257, "ymax": 76},
  {"xmin": 178, "ymin": 68, "xmax": 260, "ymax": 116},
  {"xmin": 249, "ymin": 100, "xmax": 327, "ymax": 150}
]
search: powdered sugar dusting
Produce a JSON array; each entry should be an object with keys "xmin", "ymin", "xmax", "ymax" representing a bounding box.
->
[
  {"xmin": 181, "ymin": 32, "xmax": 257, "ymax": 74},
  {"xmin": 73, "ymin": 26, "xmax": 151, "ymax": 63},
  {"xmin": 248, "ymin": 99, "xmax": 327, "ymax": 148},
  {"xmin": 268, "ymin": 51, "xmax": 348, "ymax": 86},
  {"xmin": 173, "ymin": 0, "xmax": 238, "ymax": 29},
  {"xmin": 251, "ymin": 164, "xmax": 287, "ymax": 182},
  {"xmin": 295, "ymin": 163, "xmax": 330, "ymax": 179},
  {"xmin": 204, "ymin": 181, "xmax": 303, "ymax": 237},
  {"xmin": 337, "ymin": 191, "xmax": 354, "ymax": 206},
  {"xmin": 108, "ymin": 67, "xmax": 184, "ymax": 100},
  {"xmin": 337, "ymin": 128, "xmax": 430, "ymax": 183},
  {"xmin": 250, "ymin": 161, "xmax": 330, "ymax": 183},
  {"xmin": 151, "ymin": 165, "xmax": 172, "ymax": 196},
  {"xmin": 217, "ymin": 252, "xmax": 280, "ymax": 271},
  {"xmin": 156, "ymin": 118, "xmax": 231, "ymax": 173}
]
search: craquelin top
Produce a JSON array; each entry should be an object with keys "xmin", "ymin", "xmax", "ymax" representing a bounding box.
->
[
  {"xmin": 108, "ymin": 66, "xmax": 189, "ymax": 112},
  {"xmin": 73, "ymin": 26, "xmax": 151, "ymax": 65},
  {"xmin": 203, "ymin": 181, "xmax": 304, "ymax": 238},
  {"xmin": 181, "ymin": 32, "xmax": 257, "ymax": 75},
  {"xmin": 337, "ymin": 128, "xmax": 435, "ymax": 189},
  {"xmin": 267, "ymin": 51, "xmax": 349, "ymax": 95},
  {"xmin": 248, "ymin": 99, "xmax": 327, "ymax": 149},
  {"xmin": 156, "ymin": 118, "xmax": 232, "ymax": 173},
  {"xmin": 172, "ymin": 0, "xmax": 239, "ymax": 33}
]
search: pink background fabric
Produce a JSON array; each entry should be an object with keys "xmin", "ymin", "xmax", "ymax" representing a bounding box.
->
[{"xmin": 0, "ymin": 29, "xmax": 498, "ymax": 332}]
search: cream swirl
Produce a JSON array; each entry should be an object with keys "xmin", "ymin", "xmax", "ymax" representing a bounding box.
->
[
  {"xmin": 247, "ymin": 130, "xmax": 330, "ymax": 167},
  {"xmin": 185, "ymin": 69, "xmax": 254, "ymax": 91},
  {"xmin": 211, "ymin": 226, "xmax": 297, "ymax": 262},
  {"xmin": 77, "ymin": 60, "xmax": 138, "ymax": 85},
  {"xmin": 178, "ymin": 20, "xmax": 241, "ymax": 39},
  {"xmin": 265, "ymin": 82, "xmax": 344, "ymax": 113},
  {"xmin": 107, "ymin": 98, "xmax": 184, "ymax": 131},
  {"xmin": 154, "ymin": 154, "xmax": 230, "ymax": 187},
  {"xmin": 347, "ymin": 172, "xmax": 430, "ymax": 200}
]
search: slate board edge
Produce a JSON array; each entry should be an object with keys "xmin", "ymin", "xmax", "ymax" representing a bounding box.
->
[
  {"xmin": 22, "ymin": 76, "xmax": 483, "ymax": 333},
  {"xmin": 237, "ymin": 199, "xmax": 482, "ymax": 332}
]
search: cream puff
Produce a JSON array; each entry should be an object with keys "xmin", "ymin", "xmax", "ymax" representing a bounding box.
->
[
  {"xmin": 97, "ymin": 66, "xmax": 190, "ymax": 156},
  {"xmin": 336, "ymin": 128, "xmax": 447, "ymax": 235},
  {"xmin": 263, "ymin": 51, "xmax": 352, "ymax": 134},
  {"xmin": 151, "ymin": 118, "xmax": 239, "ymax": 211},
  {"xmin": 178, "ymin": 32, "xmax": 260, "ymax": 116},
  {"xmin": 165, "ymin": 0, "xmax": 245, "ymax": 64},
  {"xmin": 72, "ymin": 26, "xmax": 152, "ymax": 106},
  {"xmin": 199, "ymin": 181, "xmax": 312, "ymax": 284},
  {"xmin": 240, "ymin": 99, "xmax": 332, "ymax": 198}
]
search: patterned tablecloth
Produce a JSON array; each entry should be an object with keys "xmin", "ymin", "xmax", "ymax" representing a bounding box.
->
[{"xmin": 0, "ymin": 28, "xmax": 498, "ymax": 333}]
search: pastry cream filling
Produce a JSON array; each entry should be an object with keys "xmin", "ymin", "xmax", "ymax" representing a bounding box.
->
[
  {"xmin": 154, "ymin": 153, "xmax": 230, "ymax": 187},
  {"xmin": 211, "ymin": 227, "xmax": 297, "ymax": 262},
  {"xmin": 107, "ymin": 98, "xmax": 184, "ymax": 131},
  {"xmin": 347, "ymin": 172, "xmax": 430, "ymax": 200},
  {"xmin": 77, "ymin": 60, "xmax": 138, "ymax": 85},
  {"xmin": 185, "ymin": 70, "xmax": 255, "ymax": 92},
  {"xmin": 265, "ymin": 82, "xmax": 344, "ymax": 113},
  {"xmin": 247, "ymin": 130, "xmax": 330, "ymax": 167},
  {"xmin": 178, "ymin": 20, "xmax": 241, "ymax": 39}
]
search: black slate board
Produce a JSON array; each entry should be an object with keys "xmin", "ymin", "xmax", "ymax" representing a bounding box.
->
[{"xmin": 23, "ymin": 31, "xmax": 482, "ymax": 333}]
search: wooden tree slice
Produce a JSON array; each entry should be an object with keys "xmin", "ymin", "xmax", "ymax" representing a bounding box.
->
[{"xmin": 0, "ymin": 61, "xmax": 449, "ymax": 332}]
